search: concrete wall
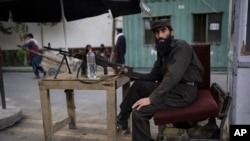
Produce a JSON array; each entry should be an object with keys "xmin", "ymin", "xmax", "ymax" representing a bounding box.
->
[
  {"xmin": 228, "ymin": 0, "xmax": 250, "ymax": 124},
  {"xmin": 0, "ymin": 14, "xmax": 123, "ymax": 50}
]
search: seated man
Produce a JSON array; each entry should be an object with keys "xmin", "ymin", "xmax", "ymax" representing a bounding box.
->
[{"xmin": 117, "ymin": 19, "xmax": 204, "ymax": 141}]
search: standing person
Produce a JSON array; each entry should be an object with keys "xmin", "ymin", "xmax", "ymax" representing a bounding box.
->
[
  {"xmin": 99, "ymin": 43, "xmax": 108, "ymax": 74},
  {"xmin": 111, "ymin": 28, "xmax": 126, "ymax": 64},
  {"xmin": 117, "ymin": 19, "xmax": 204, "ymax": 141},
  {"xmin": 22, "ymin": 33, "xmax": 46, "ymax": 79},
  {"xmin": 85, "ymin": 44, "xmax": 92, "ymax": 55},
  {"xmin": 99, "ymin": 43, "xmax": 107, "ymax": 58}
]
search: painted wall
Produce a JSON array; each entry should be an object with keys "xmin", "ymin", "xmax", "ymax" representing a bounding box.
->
[{"xmin": 123, "ymin": 0, "xmax": 229, "ymax": 71}]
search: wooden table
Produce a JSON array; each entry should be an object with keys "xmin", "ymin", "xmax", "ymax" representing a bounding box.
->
[{"xmin": 39, "ymin": 72, "xmax": 130, "ymax": 141}]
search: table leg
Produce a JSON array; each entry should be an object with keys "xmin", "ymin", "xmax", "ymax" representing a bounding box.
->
[
  {"xmin": 65, "ymin": 89, "xmax": 77, "ymax": 129},
  {"xmin": 106, "ymin": 89, "xmax": 117, "ymax": 141},
  {"xmin": 40, "ymin": 88, "xmax": 54, "ymax": 141}
]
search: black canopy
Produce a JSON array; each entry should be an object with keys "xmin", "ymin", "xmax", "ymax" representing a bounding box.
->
[{"xmin": 0, "ymin": 0, "xmax": 141, "ymax": 22}]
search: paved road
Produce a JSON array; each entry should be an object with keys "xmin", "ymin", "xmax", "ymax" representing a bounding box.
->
[{"xmin": 0, "ymin": 71, "xmax": 227, "ymax": 141}]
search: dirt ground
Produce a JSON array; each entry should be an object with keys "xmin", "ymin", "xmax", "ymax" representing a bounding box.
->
[{"xmin": 0, "ymin": 107, "xmax": 159, "ymax": 141}]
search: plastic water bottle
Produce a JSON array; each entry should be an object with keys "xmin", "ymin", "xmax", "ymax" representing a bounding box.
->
[{"xmin": 86, "ymin": 48, "xmax": 96, "ymax": 79}]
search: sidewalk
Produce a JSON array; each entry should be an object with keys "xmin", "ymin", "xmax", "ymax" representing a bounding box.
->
[
  {"xmin": 0, "ymin": 106, "xmax": 22, "ymax": 130},
  {"xmin": 1, "ymin": 67, "xmax": 31, "ymax": 130},
  {"xmin": 2, "ymin": 66, "xmax": 33, "ymax": 72}
]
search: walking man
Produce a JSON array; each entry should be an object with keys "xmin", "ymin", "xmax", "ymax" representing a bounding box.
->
[{"xmin": 22, "ymin": 33, "xmax": 46, "ymax": 79}]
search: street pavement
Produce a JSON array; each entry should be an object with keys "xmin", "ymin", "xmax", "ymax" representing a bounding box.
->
[{"xmin": 0, "ymin": 70, "xmax": 227, "ymax": 141}]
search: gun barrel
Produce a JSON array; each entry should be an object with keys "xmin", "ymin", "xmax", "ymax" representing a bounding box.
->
[
  {"xmin": 43, "ymin": 46, "xmax": 133, "ymax": 74},
  {"xmin": 43, "ymin": 46, "xmax": 71, "ymax": 55}
]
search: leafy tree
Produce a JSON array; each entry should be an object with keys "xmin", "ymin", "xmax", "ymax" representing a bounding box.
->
[{"xmin": 0, "ymin": 22, "xmax": 12, "ymax": 34}]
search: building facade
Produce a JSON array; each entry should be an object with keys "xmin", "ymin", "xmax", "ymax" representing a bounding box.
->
[
  {"xmin": 228, "ymin": 0, "xmax": 250, "ymax": 124},
  {"xmin": 123, "ymin": 0, "xmax": 229, "ymax": 71}
]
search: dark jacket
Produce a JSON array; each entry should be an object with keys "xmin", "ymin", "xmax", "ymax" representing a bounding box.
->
[
  {"xmin": 23, "ymin": 40, "xmax": 40, "ymax": 58},
  {"xmin": 114, "ymin": 34, "xmax": 126, "ymax": 64},
  {"xmin": 132, "ymin": 39, "xmax": 204, "ymax": 107}
]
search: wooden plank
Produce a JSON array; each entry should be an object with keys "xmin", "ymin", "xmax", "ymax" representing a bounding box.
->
[
  {"xmin": 39, "ymin": 73, "xmax": 123, "ymax": 90},
  {"xmin": 53, "ymin": 117, "xmax": 70, "ymax": 133},
  {"xmin": 116, "ymin": 75, "xmax": 130, "ymax": 88},
  {"xmin": 106, "ymin": 89, "xmax": 117, "ymax": 141},
  {"xmin": 65, "ymin": 89, "xmax": 77, "ymax": 129},
  {"xmin": 44, "ymin": 72, "xmax": 114, "ymax": 80},
  {"xmin": 39, "ymin": 88, "xmax": 54, "ymax": 141},
  {"xmin": 39, "ymin": 80, "xmax": 115, "ymax": 90},
  {"xmin": 190, "ymin": 139, "xmax": 218, "ymax": 141}
]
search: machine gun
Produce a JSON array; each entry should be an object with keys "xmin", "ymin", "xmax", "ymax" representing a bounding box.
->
[
  {"xmin": 43, "ymin": 46, "xmax": 133, "ymax": 79},
  {"xmin": 43, "ymin": 46, "xmax": 73, "ymax": 78}
]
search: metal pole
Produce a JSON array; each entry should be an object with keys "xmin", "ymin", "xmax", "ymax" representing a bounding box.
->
[
  {"xmin": 0, "ymin": 64, "xmax": 6, "ymax": 109},
  {"xmin": 110, "ymin": 18, "xmax": 117, "ymax": 62},
  {"xmin": 60, "ymin": 0, "xmax": 68, "ymax": 51}
]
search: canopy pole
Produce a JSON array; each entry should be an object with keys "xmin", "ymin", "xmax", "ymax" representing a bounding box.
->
[
  {"xmin": 110, "ymin": 17, "xmax": 117, "ymax": 62},
  {"xmin": 60, "ymin": 0, "xmax": 68, "ymax": 51},
  {"xmin": 40, "ymin": 23, "xmax": 44, "ymax": 48},
  {"xmin": 0, "ymin": 48, "xmax": 6, "ymax": 109}
]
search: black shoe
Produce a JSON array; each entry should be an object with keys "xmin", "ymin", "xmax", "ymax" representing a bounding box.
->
[
  {"xmin": 43, "ymin": 71, "xmax": 47, "ymax": 78},
  {"xmin": 33, "ymin": 76, "xmax": 40, "ymax": 79},
  {"xmin": 117, "ymin": 110, "xmax": 130, "ymax": 131},
  {"xmin": 117, "ymin": 120, "xmax": 128, "ymax": 130},
  {"xmin": 117, "ymin": 118, "xmax": 128, "ymax": 130}
]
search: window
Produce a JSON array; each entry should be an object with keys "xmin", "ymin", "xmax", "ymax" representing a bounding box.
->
[
  {"xmin": 193, "ymin": 12, "xmax": 223, "ymax": 43},
  {"xmin": 144, "ymin": 16, "xmax": 170, "ymax": 45}
]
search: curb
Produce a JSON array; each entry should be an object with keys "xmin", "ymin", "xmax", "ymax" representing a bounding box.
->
[
  {"xmin": 2, "ymin": 67, "xmax": 32, "ymax": 72},
  {"xmin": 0, "ymin": 106, "xmax": 23, "ymax": 130}
]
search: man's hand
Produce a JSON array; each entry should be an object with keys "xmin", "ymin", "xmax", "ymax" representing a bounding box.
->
[
  {"xmin": 17, "ymin": 45, "xmax": 23, "ymax": 48},
  {"xmin": 17, "ymin": 45, "xmax": 27, "ymax": 51},
  {"xmin": 132, "ymin": 97, "xmax": 151, "ymax": 110}
]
